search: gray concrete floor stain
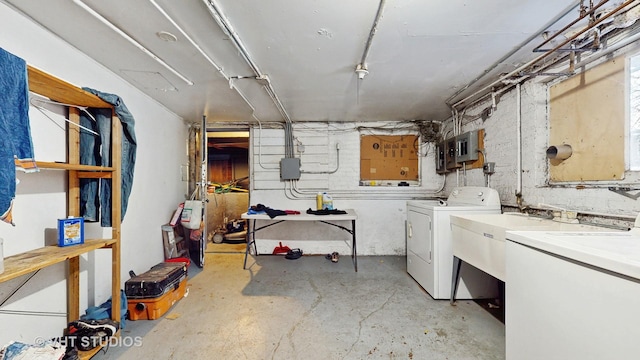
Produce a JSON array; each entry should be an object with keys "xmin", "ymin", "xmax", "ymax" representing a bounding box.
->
[{"xmin": 94, "ymin": 252, "xmax": 504, "ymax": 360}]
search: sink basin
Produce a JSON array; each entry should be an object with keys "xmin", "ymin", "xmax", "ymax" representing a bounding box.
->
[{"xmin": 450, "ymin": 213, "xmax": 619, "ymax": 281}]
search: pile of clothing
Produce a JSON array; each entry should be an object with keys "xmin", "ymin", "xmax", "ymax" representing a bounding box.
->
[
  {"xmin": 247, "ymin": 204, "xmax": 300, "ymax": 218},
  {"xmin": 0, "ymin": 318, "xmax": 119, "ymax": 360}
]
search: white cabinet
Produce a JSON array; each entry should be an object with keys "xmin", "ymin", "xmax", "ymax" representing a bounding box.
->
[{"xmin": 506, "ymin": 231, "xmax": 640, "ymax": 360}]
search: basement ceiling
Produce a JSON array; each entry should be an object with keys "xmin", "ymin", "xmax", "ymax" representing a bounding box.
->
[{"xmin": 5, "ymin": 0, "xmax": 586, "ymax": 124}]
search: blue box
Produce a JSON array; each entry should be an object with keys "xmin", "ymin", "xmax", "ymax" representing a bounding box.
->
[{"xmin": 58, "ymin": 217, "xmax": 84, "ymax": 247}]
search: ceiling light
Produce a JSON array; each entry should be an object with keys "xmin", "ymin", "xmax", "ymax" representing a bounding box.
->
[
  {"xmin": 72, "ymin": 0, "xmax": 193, "ymax": 86},
  {"xmin": 157, "ymin": 31, "xmax": 177, "ymax": 42},
  {"xmin": 149, "ymin": 0, "xmax": 224, "ymax": 74},
  {"xmin": 355, "ymin": 64, "xmax": 369, "ymax": 79}
]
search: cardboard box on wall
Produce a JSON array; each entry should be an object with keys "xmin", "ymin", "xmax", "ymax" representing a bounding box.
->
[{"xmin": 360, "ymin": 135, "xmax": 419, "ymax": 181}]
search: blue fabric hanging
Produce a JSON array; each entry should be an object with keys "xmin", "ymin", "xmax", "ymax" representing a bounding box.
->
[
  {"xmin": 0, "ymin": 47, "xmax": 38, "ymax": 226},
  {"xmin": 81, "ymin": 289, "xmax": 128, "ymax": 329}
]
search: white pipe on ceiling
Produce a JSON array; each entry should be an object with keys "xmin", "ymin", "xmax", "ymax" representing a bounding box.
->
[
  {"xmin": 445, "ymin": 1, "xmax": 582, "ymax": 106},
  {"xmin": 149, "ymin": 0, "xmax": 223, "ymax": 74},
  {"xmin": 358, "ymin": 0, "xmax": 387, "ymax": 71},
  {"xmin": 72, "ymin": 0, "xmax": 194, "ymax": 86},
  {"xmin": 202, "ymin": 0, "xmax": 292, "ymax": 124},
  {"xmin": 451, "ymin": 0, "xmax": 636, "ymax": 111},
  {"xmin": 148, "ymin": 0, "xmax": 267, "ymax": 125}
]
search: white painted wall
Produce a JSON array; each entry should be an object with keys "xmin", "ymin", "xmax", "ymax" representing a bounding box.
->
[
  {"xmin": 0, "ymin": 4, "xmax": 188, "ymax": 345},
  {"xmin": 249, "ymin": 122, "xmax": 447, "ymax": 256},
  {"xmin": 248, "ymin": 58, "xmax": 640, "ymax": 259},
  {"xmin": 445, "ymin": 77, "xmax": 640, "ymax": 219}
]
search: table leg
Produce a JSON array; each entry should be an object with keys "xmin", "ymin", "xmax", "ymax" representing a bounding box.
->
[
  {"xmin": 243, "ymin": 219, "xmax": 257, "ymax": 269},
  {"xmin": 450, "ymin": 256, "xmax": 462, "ymax": 305},
  {"xmin": 352, "ymin": 219, "xmax": 357, "ymax": 272}
]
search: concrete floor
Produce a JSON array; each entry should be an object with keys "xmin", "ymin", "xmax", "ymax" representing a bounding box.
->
[{"xmin": 94, "ymin": 246, "xmax": 505, "ymax": 360}]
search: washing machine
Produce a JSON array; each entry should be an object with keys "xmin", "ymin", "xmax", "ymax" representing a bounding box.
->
[{"xmin": 406, "ymin": 186, "xmax": 501, "ymax": 299}]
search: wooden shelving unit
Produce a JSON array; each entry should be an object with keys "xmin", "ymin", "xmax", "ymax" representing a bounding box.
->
[
  {"xmin": 0, "ymin": 66, "xmax": 122, "ymax": 359},
  {"xmin": 0, "ymin": 239, "xmax": 117, "ymax": 283}
]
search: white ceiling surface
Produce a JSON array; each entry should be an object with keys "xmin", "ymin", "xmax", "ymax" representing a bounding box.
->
[{"xmin": 6, "ymin": 0, "xmax": 579, "ymax": 123}]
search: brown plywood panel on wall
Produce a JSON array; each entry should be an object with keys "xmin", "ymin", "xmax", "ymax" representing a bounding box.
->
[
  {"xmin": 549, "ymin": 56, "xmax": 625, "ymax": 181},
  {"xmin": 360, "ymin": 135, "xmax": 419, "ymax": 180}
]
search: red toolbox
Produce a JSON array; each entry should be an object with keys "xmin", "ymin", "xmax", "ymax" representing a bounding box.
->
[{"xmin": 125, "ymin": 262, "xmax": 188, "ymax": 320}]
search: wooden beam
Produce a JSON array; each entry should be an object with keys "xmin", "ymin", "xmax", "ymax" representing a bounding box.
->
[
  {"xmin": 110, "ymin": 110, "xmax": 122, "ymax": 323},
  {"xmin": 67, "ymin": 256, "xmax": 80, "ymax": 323}
]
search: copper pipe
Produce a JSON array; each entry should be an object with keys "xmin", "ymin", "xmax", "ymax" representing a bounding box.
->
[
  {"xmin": 534, "ymin": 0, "xmax": 610, "ymax": 52},
  {"xmin": 453, "ymin": 0, "xmax": 636, "ymax": 110}
]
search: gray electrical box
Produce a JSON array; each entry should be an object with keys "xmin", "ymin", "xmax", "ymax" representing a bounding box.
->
[
  {"xmin": 280, "ymin": 158, "xmax": 301, "ymax": 180},
  {"xmin": 456, "ymin": 130, "xmax": 479, "ymax": 163},
  {"xmin": 445, "ymin": 137, "xmax": 460, "ymax": 170},
  {"xmin": 435, "ymin": 141, "xmax": 447, "ymax": 174}
]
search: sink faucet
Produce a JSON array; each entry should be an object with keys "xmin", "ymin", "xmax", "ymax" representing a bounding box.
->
[{"xmin": 537, "ymin": 203, "xmax": 579, "ymax": 224}]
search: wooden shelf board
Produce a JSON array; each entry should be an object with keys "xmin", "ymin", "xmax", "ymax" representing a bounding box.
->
[
  {"xmin": 27, "ymin": 66, "xmax": 111, "ymax": 108},
  {"xmin": 36, "ymin": 161, "xmax": 115, "ymax": 172},
  {"xmin": 0, "ymin": 239, "xmax": 117, "ymax": 283}
]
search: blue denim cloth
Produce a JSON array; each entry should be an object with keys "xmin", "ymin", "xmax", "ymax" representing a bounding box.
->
[
  {"xmin": 80, "ymin": 88, "xmax": 136, "ymax": 227},
  {"xmin": 0, "ymin": 48, "xmax": 37, "ymax": 225}
]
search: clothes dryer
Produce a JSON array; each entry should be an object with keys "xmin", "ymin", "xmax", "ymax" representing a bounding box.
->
[{"xmin": 406, "ymin": 187, "xmax": 501, "ymax": 299}]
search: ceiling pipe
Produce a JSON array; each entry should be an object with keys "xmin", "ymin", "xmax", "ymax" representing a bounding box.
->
[
  {"xmin": 451, "ymin": 0, "xmax": 636, "ymax": 111},
  {"xmin": 149, "ymin": 0, "xmax": 272, "ymax": 126},
  {"xmin": 533, "ymin": 0, "xmax": 611, "ymax": 52},
  {"xmin": 464, "ymin": 24, "xmax": 637, "ymax": 111},
  {"xmin": 202, "ymin": 0, "xmax": 292, "ymax": 124},
  {"xmin": 72, "ymin": 0, "xmax": 194, "ymax": 86},
  {"xmin": 149, "ymin": 0, "xmax": 223, "ymax": 74},
  {"xmin": 445, "ymin": 1, "xmax": 582, "ymax": 106},
  {"xmin": 514, "ymin": 17, "xmax": 640, "ymax": 85},
  {"xmin": 356, "ymin": 0, "xmax": 387, "ymax": 78}
]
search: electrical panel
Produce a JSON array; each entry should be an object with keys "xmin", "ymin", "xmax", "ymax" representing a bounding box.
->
[
  {"xmin": 445, "ymin": 137, "xmax": 460, "ymax": 170},
  {"xmin": 435, "ymin": 141, "xmax": 447, "ymax": 174},
  {"xmin": 455, "ymin": 130, "xmax": 479, "ymax": 163},
  {"xmin": 280, "ymin": 158, "xmax": 301, "ymax": 180}
]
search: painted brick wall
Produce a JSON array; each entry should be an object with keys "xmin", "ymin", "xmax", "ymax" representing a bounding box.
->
[
  {"xmin": 249, "ymin": 122, "xmax": 446, "ymax": 256},
  {"xmin": 452, "ymin": 79, "xmax": 640, "ymax": 221},
  {"xmin": 248, "ymin": 58, "xmax": 640, "ymax": 258}
]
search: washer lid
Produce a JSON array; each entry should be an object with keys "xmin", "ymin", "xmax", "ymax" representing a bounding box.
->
[{"xmin": 447, "ymin": 186, "xmax": 500, "ymax": 206}]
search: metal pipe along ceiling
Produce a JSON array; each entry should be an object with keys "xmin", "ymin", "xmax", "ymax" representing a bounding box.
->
[
  {"xmin": 451, "ymin": 0, "xmax": 637, "ymax": 111},
  {"xmin": 444, "ymin": 1, "xmax": 582, "ymax": 106},
  {"xmin": 202, "ymin": 0, "xmax": 292, "ymax": 125},
  {"xmin": 359, "ymin": 0, "xmax": 386, "ymax": 68},
  {"xmin": 73, "ymin": 0, "xmax": 194, "ymax": 86}
]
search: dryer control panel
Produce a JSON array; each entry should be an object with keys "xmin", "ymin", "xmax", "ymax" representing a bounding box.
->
[{"xmin": 447, "ymin": 186, "xmax": 500, "ymax": 207}]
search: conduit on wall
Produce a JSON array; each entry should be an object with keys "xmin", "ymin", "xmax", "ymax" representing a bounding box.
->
[{"xmin": 202, "ymin": 0, "xmax": 295, "ymax": 158}]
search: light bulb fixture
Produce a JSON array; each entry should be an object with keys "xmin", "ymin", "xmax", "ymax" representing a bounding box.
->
[
  {"xmin": 156, "ymin": 31, "xmax": 178, "ymax": 42},
  {"xmin": 355, "ymin": 63, "xmax": 369, "ymax": 79}
]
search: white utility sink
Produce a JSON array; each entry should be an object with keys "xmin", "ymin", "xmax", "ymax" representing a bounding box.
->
[{"xmin": 450, "ymin": 213, "xmax": 620, "ymax": 282}]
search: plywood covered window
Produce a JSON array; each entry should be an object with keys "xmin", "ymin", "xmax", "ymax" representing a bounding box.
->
[
  {"xmin": 360, "ymin": 135, "xmax": 419, "ymax": 185},
  {"xmin": 549, "ymin": 56, "xmax": 625, "ymax": 182}
]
